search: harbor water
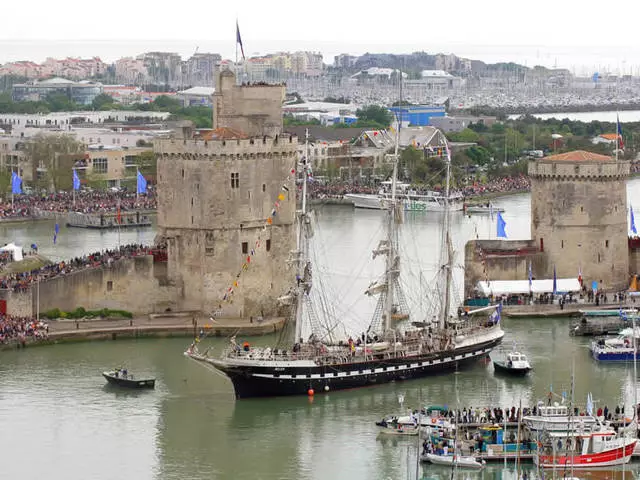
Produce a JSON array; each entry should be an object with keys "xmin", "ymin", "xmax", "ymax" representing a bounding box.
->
[{"xmin": 3, "ymin": 180, "xmax": 640, "ymax": 479}]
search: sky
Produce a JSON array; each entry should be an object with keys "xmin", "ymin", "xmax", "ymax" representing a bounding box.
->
[{"xmin": 2, "ymin": 0, "xmax": 640, "ymax": 75}]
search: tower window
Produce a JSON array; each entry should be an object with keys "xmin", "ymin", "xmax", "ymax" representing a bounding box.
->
[
  {"xmin": 181, "ymin": 169, "xmax": 185, "ymax": 178},
  {"xmin": 262, "ymin": 183, "xmax": 266, "ymax": 192},
  {"xmin": 242, "ymin": 242, "xmax": 248, "ymax": 254},
  {"xmin": 266, "ymin": 239, "xmax": 271, "ymax": 252},
  {"xmin": 606, "ymin": 240, "xmax": 609, "ymax": 248},
  {"xmin": 598, "ymin": 253, "xmax": 601, "ymax": 263},
  {"xmin": 561, "ymin": 240, "xmax": 564, "ymax": 249},
  {"xmin": 231, "ymin": 172, "xmax": 239, "ymax": 189},
  {"xmin": 580, "ymin": 206, "xmax": 584, "ymax": 213},
  {"xmin": 540, "ymin": 238, "xmax": 544, "ymax": 252}
]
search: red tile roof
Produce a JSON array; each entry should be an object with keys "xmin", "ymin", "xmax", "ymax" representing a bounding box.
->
[{"xmin": 543, "ymin": 150, "xmax": 613, "ymax": 162}]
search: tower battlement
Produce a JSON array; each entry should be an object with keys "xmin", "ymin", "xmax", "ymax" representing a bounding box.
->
[
  {"xmin": 529, "ymin": 158, "xmax": 629, "ymax": 180},
  {"xmin": 155, "ymin": 136, "xmax": 298, "ymax": 159}
]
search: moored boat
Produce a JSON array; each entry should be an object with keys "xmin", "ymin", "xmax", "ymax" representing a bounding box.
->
[
  {"xmin": 422, "ymin": 453, "xmax": 485, "ymax": 469},
  {"xmin": 523, "ymin": 401, "xmax": 598, "ymax": 433},
  {"xmin": 102, "ymin": 369, "xmax": 155, "ymax": 389},
  {"xmin": 591, "ymin": 327, "xmax": 640, "ymax": 362},
  {"xmin": 463, "ymin": 202, "xmax": 504, "ymax": 215},
  {"xmin": 534, "ymin": 431, "xmax": 636, "ymax": 468}
]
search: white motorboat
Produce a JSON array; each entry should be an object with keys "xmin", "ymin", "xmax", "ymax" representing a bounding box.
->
[
  {"xmin": 463, "ymin": 202, "xmax": 504, "ymax": 215},
  {"xmin": 377, "ymin": 423, "xmax": 419, "ymax": 436},
  {"xmin": 422, "ymin": 453, "xmax": 485, "ymax": 469}
]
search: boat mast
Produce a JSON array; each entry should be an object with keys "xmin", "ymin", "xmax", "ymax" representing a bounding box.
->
[
  {"xmin": 383, "ymin": 76, "xmax": 402, "ymax": 332},
  {"xmin": 440, "ymin": 141, "xmax": 453, "ymax": 329},
  {"xmin": 294, "ymin": 129, "xmax": 310, "ymax": 343}
]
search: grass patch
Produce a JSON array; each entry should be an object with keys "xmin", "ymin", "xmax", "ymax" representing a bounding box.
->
[{"xmin": 1, "ymin": 255, "xmax": 52, "ymax": 275}]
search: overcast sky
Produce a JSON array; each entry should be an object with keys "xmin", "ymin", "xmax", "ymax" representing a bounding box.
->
[{"xmin": 2, "ymin": 0, "xmax": 640, "ymax": 73}]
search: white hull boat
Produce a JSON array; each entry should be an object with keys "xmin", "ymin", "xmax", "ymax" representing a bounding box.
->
[{"xmin": 422, "ymin": 453, "xmax": 485, "ymax": 469}]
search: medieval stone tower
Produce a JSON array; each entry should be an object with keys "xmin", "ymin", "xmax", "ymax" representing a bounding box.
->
[
  {"xmin": 529, "ymin": 150, "xmax": 630, "ymax": 291},
  {"xmin": 155, "ymin": 70, "xmax": 298, "ymax": 318}
]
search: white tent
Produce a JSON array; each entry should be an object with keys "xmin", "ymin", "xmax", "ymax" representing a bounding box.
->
[
  {"xmin": 476, "ymin": 278, "xmax": 582, "ymax": 296},
  {"xmin": 0, "ymin": 243, "xmax": 23, "ymax": 261}
]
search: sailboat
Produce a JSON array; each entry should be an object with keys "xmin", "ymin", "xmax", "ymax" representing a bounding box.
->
[{"xmin": 184, "ymin": 129, "xmax": 505, "ymax": 399}]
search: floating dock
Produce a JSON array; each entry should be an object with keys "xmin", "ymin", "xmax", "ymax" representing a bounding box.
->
[{"xmin": 66, "ymin": 211, "xmax": 152, "ymax": 229}]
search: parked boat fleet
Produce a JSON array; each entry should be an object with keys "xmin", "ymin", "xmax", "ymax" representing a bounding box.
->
[{"xmin": 377, "ymin": 400, "xmax": 640, "ymax": 470}]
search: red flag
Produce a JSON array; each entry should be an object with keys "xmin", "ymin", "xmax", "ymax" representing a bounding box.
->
[{"xmin": 116, "ymin": 201, "xmax": 121, "ymax": 224}]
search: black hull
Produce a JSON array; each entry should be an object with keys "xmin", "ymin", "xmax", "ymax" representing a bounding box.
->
[
  {"xmin": 493, "ymin": 361, "xmax": 531, "ymax": 376},
  {"xmin": 102, "ymin": 373, "xmax": 155, "ymax": 389},
  {"xmin": 209, "ymin": 336, "xmax": 503, "ymax": 399}
]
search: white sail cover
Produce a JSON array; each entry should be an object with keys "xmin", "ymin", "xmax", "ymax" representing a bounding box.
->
[{"xmin": 476, "ymin": 278, "xmax": 581, "ymax": 296}]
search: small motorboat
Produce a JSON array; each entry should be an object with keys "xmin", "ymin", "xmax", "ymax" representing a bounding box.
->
[
  {"xmin": 422, "ymin": 453, "xmax": 485, "ymax": 469},
  {"xmin": 103, "ymin": 368, "xmax": 155, "ymax": 389},
  {"xmin": 492, "ymin": 351, "xmax": 532, "ymax": 376}
]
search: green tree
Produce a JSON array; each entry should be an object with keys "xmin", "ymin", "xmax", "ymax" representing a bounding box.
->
[
  {"xmin": 355, "ymin": 105, "xmax": 393, "ymax": 128},
  {"xmin": 91, "ymin": 93, "xmax": 116, "ymax": 110},
  {"xmin": 46, "ymin": 93, "xmax": 78, "ymax": 112},
  {"xmin": 25, "ymin": 133, "xmax": 84, "ymax": 191},
  {"xmin": 449, "ymin": 128, "xmax": 481, "ymax": 144}
]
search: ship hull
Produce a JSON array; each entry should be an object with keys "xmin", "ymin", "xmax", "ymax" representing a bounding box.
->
[
  {"xmin": 534, "ymin": 441, "xmax": 635, "ymax": 469},
  {"xmin": 194, "ymin": 334, "xmax": 503, "ymax": 399}
]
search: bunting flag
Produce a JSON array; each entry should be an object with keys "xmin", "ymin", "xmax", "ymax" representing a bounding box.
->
[{"xmin": 212, "ymin": 159, "xmax": 307, "ymax": 316}]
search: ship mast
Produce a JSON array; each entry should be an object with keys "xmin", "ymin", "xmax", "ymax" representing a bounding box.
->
[
  {"xmin": 440, "ymin": 141, "xmax": 453, "ymax": 329},
  {"xmin": 383, "ymin": 119, "xmax": 401, "ymax": 332},
  {"xmin": 293, "ymin": 129, "xmax": 310, "ymax": 342}
]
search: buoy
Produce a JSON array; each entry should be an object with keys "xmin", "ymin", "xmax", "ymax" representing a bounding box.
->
[
  {"xmin": 307, "ymin": 388, "xmax": 315, "ymax": 396},
  {"xmin": 324, "ymin": 385, "xmax": 330, "ymax": 392}
]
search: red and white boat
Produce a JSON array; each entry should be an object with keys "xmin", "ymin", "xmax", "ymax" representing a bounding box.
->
[{"xmin": 534, "ymin": 430, "xmax": 636, "ymax": 469}]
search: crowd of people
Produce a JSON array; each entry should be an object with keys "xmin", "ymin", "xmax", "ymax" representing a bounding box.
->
[
  {"xmin": 0, "ymin": 191, "xmax": 157, "ymax": 220},
  {"xmin": 305, "ymin": 175, "xmax": 531, "ymax": 200},
  {"xmin": 0, "ymin": 244, "xmax": 156, "ymax": 291},
  {"xmin": 0, "ymin": 314, "xmax": 48, "ymax": 345}
]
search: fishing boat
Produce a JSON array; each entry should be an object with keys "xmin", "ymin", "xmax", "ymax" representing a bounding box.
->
[
  {"xmin": 422, "ymin": 453, "xmax": 485, "ymax": 469},
  {"xmin": 377, "ymin": 423, "xmax": 420, "ymax": 436},
  {"xmin": 591, "ymin": 327, "xmax": 640, "ymax": 362},
  {"xmin": 102, "ymin": 369, "xmax": 155, "ymax": 389},
  {"xmin": 463, "ymin": 202, "xmax": 504, "ymax": 215},
  {"xmin": 185, "ymin": 126, "xmax": 504, "ymax": 399},
  {"xmin": 376, "ymin": 406, "xmax": 454, "ymax": 430},
  {"xmin": 534, "ymin": 430, "xmax": 636, "ymax": 468},
  {"xmin": 492, "ymin": 348, "xmax": 532, "ymax": 376}
]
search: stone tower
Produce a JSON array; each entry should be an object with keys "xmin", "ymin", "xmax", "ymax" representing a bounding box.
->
[
  {"xmin": 529, "ymin": 150, "xmax": 630, "ymax": 291},
  {"xmin": 155, "ymin": 71, "xmax": 298, "ymax": 317}
]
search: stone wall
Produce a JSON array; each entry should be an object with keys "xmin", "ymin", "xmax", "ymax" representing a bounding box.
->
[
  {"xmin": 529, "ymin": 159, "xmax": 630, "ymax": 291},
  {"xmin": 464, "ymin": 239, "xmax": 545, "ymax": 297},
  {"xmin": 0, "ymin": 255, "xmax": 177, "ymax": 317},
  {"xmin": 213, "ymin": 70, "xmax": 285, "ymax": 137},
  {"xmin": 155, "ymin": 136, "xmax": 298, "ymax": 318}
]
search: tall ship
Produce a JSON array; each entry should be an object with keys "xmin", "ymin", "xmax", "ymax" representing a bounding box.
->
[
  {"xmin": 185, "ymin": 130, "xmax": 504, "ymax": 399},
  {"xmin": 345, "ymin": 182, "xmax": 464, "ymax": 212}
]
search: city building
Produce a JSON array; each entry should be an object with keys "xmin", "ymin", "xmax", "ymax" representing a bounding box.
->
[
  {"xmin": 333, "ymin": 54, "xmax": 357, "ymax": 70},
  {"xmin": 388, "ymin": 105, "xmax": 446, "ymax": 127},
  {"xmin": 154, "ymin": 69, "xmax": 298, "ymax": 318},
  {"xmin": 464, "ymin": 150, "xmax": 632, "ymax": 297},
  {"xmin": 12, "ymin": 77, "xmax": 104, "ymax": 105},
  {"xmin": 176, "ymin": 87, "xmax": 215, "ymax": 107},
  {"xmin": 184, "ymin": 52, "xmax": 221, "ymax": 86}
]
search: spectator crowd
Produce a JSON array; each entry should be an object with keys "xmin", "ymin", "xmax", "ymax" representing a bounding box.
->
[
  {"xmin": 0, "ymin": 314, "xmax": 48, "ymax": 345},
  {"xmin": 0, "ymin": 244, "xmax": 157, "ymax": 291},
  {"xmin": 0, "ymin": 191, "xmax": 157, "ymax": 220}
]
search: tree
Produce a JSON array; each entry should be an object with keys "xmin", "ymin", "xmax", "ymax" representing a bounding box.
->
[
  {"xmin": 449, "ymin": 128, "xmax": 481, "ymax": 144},
  {"xmin": 46, "ymin": 93, "xmax": 78, "ymax": 112},
  {"xmin": 355, "ymin": 105, "xmax": 393, "ymax": 128},
  {"xmin": 91, "ymin": 93, "xmax": 116, "ymax": 111},
  {"xmin": 25, "ymin": 133, "xmax": 84, "ymax": 191}
]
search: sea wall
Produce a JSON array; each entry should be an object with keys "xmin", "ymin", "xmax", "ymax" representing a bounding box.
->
[{"xmin": 0, "ymin": 255, "xmax": 178, "ymax": 317}]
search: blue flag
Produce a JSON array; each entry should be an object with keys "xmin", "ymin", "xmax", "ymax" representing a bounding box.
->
[
  {"xmin": 72, "ymin": 169, "xmax": 80, "ymax": 191},
  {"xmin": 632, "ymin": 206, "xmax": 638, "ymax": 235},
  {"xmin": 11, "ymin": 172, "xmax": 22, "ymax": 194},
  {"xmin": 137, "ymin": 170, "xmax": 147, "ymax": 195},
  {"xmin": 236, "ymin": 20, "xmax": 246, "ymax": 61},
  {"xmin": 552, "ymin": 265, "xmax": 557, "ymax": 295},
  {"xmin": 496, "ymin": 212, "xmax": 507, "ymax": 238},
  {"xmin": 528, "ymin": 261, "xmax": 533, "ymax": 290},
  {"xmin": 53, "ymin": 223, "xmax": 60, "ymax": 244}
]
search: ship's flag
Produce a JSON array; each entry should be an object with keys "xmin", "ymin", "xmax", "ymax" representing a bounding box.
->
[
  {"xmin": 496, "ymin": 212, "xmax": 507, "ymax": 238},
  {"xmin": 631, "ymin": 205, "xmax": 638, "ymax": 235},
  {"xmin": 617, "ymin": 114, "xmax": 625, "ymax": 149},
  {"xmin": 236, "ymin": 20, "xmax": 246, "ymax": 61},
  {"xmin": 11, "ymin": 172, "xmax": 22, "ymax": 194},
  {"xmin": 72, "ymin": 169, "xmax": 80, "ymax": 191}
]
